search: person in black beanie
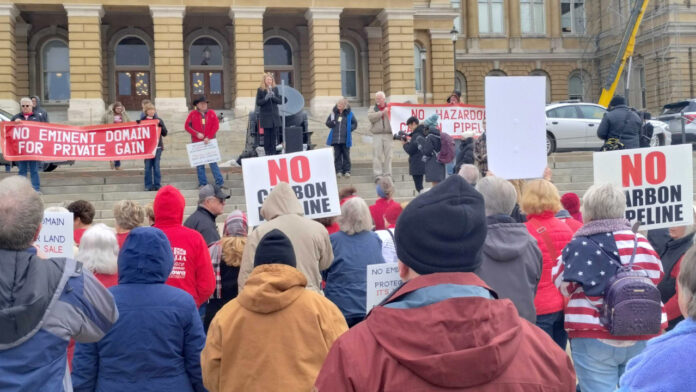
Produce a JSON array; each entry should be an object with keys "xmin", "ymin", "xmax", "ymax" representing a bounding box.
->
[
  {"xmin": 253, "ymin": 229, "xmax": 297, "ymax": 267},
  {"xmin": 314, "ymin": 174, "xmax": 577, "ymax": 392},
  {"xmin": 597, "ymin": 95, "xmax": 642, "ymax": 149}
]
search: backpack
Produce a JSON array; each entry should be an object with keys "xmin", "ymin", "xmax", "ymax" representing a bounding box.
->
[
  {"xmin": 639, "ymin": 123, "xmax": 654, "ymax": 148},
  {"xmin": 596, "ymin": 233, "xmax": 662, "ymax": 336},
  {"xmin": 436, "ymin": 132, "xmax": 455, "ymax": 164}
]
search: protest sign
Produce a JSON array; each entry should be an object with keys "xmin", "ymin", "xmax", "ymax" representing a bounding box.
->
[
  {"xmin": 241, "ymin": 148, "xmax": 340, "ymax": 227},
  {"xmin": 593, "ymin": 144, "xmax": 693, "ymax": 230},
  {"xmin": 388, "ymin": 103, "xmax": 485, "ymax": 139},
  {"xmin": 485, "ymin": 76, "xmax": 547, "ymax": 179},
  {"xmin": 34, "ymin": 211, "xmax": 74, "ymax": 258},
  {"xmin": 366, "ymin": 263, "xmax": 401, "ymax": 311},
  {"xmin": 187, "ymin": 139, "xmax": 222, "ymax": 167},
  {"xmin": 0, "ymin": 120, "xmax": 160, "ymax": 161}
]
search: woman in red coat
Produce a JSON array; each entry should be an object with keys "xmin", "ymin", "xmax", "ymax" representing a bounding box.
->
[
  {"xmin": 521, "ymin": 179, "xmax": 574, "ymax": 349},
  {"xmin": 369, "ymin": 176, "xmax": 398, "ymax": 231}
]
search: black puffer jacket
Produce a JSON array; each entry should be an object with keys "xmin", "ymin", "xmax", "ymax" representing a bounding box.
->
[
  {"xmin": 597, "ymin": 105, "xmax": 642, "ymax": 149},
  {"xmin": 403, "ymin": 125, "xmax": 426, "ymax": 176},
  {"xmin": 416, "ymin": 127, "xmax": 446, "ymax": 183},
  {"xmin": 454, "ymin": 137, "xmax": 475, "ymax": 173},
  {"xmin": 183, "ymin": 206, "xmax": 220, "ymax": 246}
]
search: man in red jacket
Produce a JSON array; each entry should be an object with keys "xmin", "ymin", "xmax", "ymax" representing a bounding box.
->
[
  {"xmin": 314, "ymin": 175, "xmax": 576, "ymax": 392},
  {"xmin": 153, "ymin": 185, "xmax": 215, "ymax": 308},
  {"xmin": 185, "ymin": 96, "xmax": 224, "ymax": 188}
]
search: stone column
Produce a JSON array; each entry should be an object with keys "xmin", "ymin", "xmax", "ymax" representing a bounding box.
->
[
  {"xmin": 305, "ymin": 8, "xmax": 343, "ymax": 116},
  {"xmin": 15, "ymin": 22, "xmax": 30, "ymax": 99},
  {"xmin": 509, "ymin": 0, "xmax": 522, "ymax": 52},
  {"xmin": 229, "ymin": 6, "xmax": 265, "ymax": 117},
  {"xmin": 466, "ymin": 0, "xmax": 479, "ymax": 51},
  {"xmin": 364, "ymin": 26, "xmax": 383, "ymax": 102},
  {"xmin": 150, "ymin": 6, "xmax": 188, "ymax": 116},
  {"xmin": 548, "ymin": 0, "xmax": 562, "ymax": 50},
  {"xmin": 0, "ymin": 4, "xmax": 18, "ymax": 113},
  {"xmin": 378, "ymin": 9, "xmax": 417, "ymax": 103},
  {"xmin": 429, "ymin": 30, "xmax": 455, "ymax": 103},
  {"xmin": 297, "ymin": 26, "xmax": 311, "ymax": 100},
  {"xmin": 64, "ymin": 4, "xmax": 105, "ymax": 124}
]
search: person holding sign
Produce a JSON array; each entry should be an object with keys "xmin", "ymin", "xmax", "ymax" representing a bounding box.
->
[
  {"xmin": 185, "ymin": 96, "xmax": 224, "ymax": 188},
  {"xmin": 256, "ymin": 73, "xmax": 282, "ymax": 156},
  {"xmin": 141, "ymin": 103, "xmax": 168, "ymax": 191},
  {"xmin": 102, "ymin": 101, "xmax": 130, "ymax": 171},
  {"xmin": 325, "ymin": 98, "xmax": 357, "ymax": 177},
  {"xmin": 11, "ymin": 97, "xmax": 47, "ymax": 192},
  {"xmin": 314, "ymin": 175, "xmax": 576, "ymax": 391}
]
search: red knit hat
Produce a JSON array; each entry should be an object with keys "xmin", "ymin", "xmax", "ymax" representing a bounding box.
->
[{"xmin": 560, "ymin": 192, "xmax": 580, "ymax": 214}]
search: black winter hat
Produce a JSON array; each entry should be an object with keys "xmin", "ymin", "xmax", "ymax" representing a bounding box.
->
[
  {"xmin": 253, "ymin": 229, "xmax": 296, "ymax": 268},
  {"xmin": 395, "ymin": 175, "xmax": 487, "ymax": 274},
  {"xmin": 192, "ymin": 95, "xmax": 208, "ymax": 106},
  {"xmin": 609, "ymin": 95, "xmax": 626, "ymax": 107}
]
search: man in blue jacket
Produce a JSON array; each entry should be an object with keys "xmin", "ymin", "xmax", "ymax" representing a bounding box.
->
[{"xmin": 0, "ymin": 176, "xmax": 119, "ymax": 391}]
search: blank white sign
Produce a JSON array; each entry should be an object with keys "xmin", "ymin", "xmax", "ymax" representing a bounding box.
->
[{"xmin": 485, "ymin": 76, "xmax": 547, "ymax": 180}]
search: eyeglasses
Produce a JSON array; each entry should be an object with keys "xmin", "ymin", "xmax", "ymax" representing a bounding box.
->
[
  {"xmin": 21, "ymin": 105, "xmax": 31, "ymax": 107},
  {"xmin": 217, "ymin": 198, "xmax": 226, "ymax": 204}
]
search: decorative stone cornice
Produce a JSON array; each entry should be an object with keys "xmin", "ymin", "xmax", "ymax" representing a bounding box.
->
[
  {"xmin": 377, "ymin": 9, "xmax": 414, "ymax": 24},
  {"xmin": 149, "ymin": 6, "xmax": 185, "ymax": 19},
  {"xmin": 229, "ymin": 6, "xmax": 266, "ymax": 20},
  {"xmin": 63, "ymin": 4, "xmax": 104, "ymax": 19},
  {"xmin": 430, "ymin": 29, "xmax": 454, "ymax": 40},
  {"xmin": 0, "ymin": 3, "xmax": 19, "ymax": 19},
  {"xmin": 305, "ymin": 7, "xmax": 343, "ymax": 21}
]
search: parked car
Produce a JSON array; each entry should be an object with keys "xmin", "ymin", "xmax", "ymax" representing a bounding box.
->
[
  {"xmin": 0, "ymin": 108, "xmax": 75, "ymax": 172},
  {"xmin": 657, "ymin": 100, "xmax": 696, "ymax": 145},
  {"xmin": 545, "ymin": 101, "xmax": 671, "ymax": 154}
]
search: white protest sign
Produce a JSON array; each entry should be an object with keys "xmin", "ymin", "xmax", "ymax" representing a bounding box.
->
[
  {"xmin": 242, "ymin": 148, "xmax": 340, "ymax": 227},
  {"xmin": 388, "ymin": 103, "xmax": 485, "ymax": 139},
  {"xmin": 187, "ymin": 139, "xmax": 221, "ymax": 167},
  {"xmin": 485, "ymin": 76, "xmax": 547, "ymax": 179},
  {"xmin": 35, "ymin": 211, "xmax": 74, "ymax": 258},
  {"xmin": 593, "ymin": 144, "xmax": 693, "ymax": 230},
  {"xmin": 366, "ymin": 263, "xmax": 402, "ymax": 310}
]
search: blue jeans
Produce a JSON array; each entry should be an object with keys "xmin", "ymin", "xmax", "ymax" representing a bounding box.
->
[
  {"xmin": 571, "ymin": 338, "xmax": 647, "ymax": 392},
  {"xmin": 144, "ymin": 147, "xmax": 162, "ymax": 189},
  {"xmin": 196, "ymin": 162, "xmax": 224, "ymax": 186},
  {"xmin": 113, "ymin": 160, "xmax": 121, "ymax": 168},
  {"xmin": 17, "ymin": 161, "xmax": 40, "ymax": 191},
  {"xmin": 535, "ymin": 311, "xmax": 567, "ymax": 350}
]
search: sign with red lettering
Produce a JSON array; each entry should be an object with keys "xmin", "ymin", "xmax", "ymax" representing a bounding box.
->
[
  {"xmin": 593, "ymin": 144, "xmax": 693, "ymax": 230},
  {"xmin": 388, "ymin": 103, "xmax": 485, "ymax": 139},
  {"xmin": 241, "ymin": 148, "xmax": 340, "ymax": 226},
  {"xmin": 0, "ymin": 120, "xmax": 160, "ymax": 161}
]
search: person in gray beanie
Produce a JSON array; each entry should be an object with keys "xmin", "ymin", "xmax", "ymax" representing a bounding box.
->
[{"xmin": 314, "ymin": 174, "xmax": 576, "ymax": 392}]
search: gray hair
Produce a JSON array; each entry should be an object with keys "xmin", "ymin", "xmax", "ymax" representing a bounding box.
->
[
  {"xmin": 581, "ymin": 183, "xmax": 626, "ymax": 222},
  {"xmin": 113, "ymin": 200, "xmax": 144, "ymax": 231},
  {"xmin": 336, "ymin": 97, "xmax": 349, "ymax": 107},
  {"xmin": 20, "ymin": 97, "xmax": 32, "ymax": 106},
  {"xmin": 77, "ymin": 223, "xmax": 119, "ymax": 275},
  {"xmin": 376, "ymin": 176, "xmax": 395, "ymax": 198},
  {"xmin": 338, "ymin": 197, "xmax": 373, "ymax": 235},
  {"xmin": 678, "ymin": 245, "xmax": 696, "ymax": 319},
  {"xmin": 476, "ymin": 176, "xmax": 518, "ymax": 216},
  {"xmin": 375, "ymin": 91, "xmax": 385, "ymax": 99},
  {"xmin": 45, "ymin": 206, "xmax": 69, "ymax": 213},
  {"xmin": 458, "ymin": 164, "xmax": 481, "ymax": 185},
  {"xmin": 0, "ymin": 176, "xmax": 44, "ymax": 250}
]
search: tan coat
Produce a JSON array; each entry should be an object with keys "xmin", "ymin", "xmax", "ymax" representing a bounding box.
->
[
  {"xmin": 238, "ymin": 182, "xmax": 334, "ymax": 293},
  {"xmin": 202, "ymin": 264, "xmax": 348, "ymax": 392},
  {"xmin": 367, "ymin": 104, "xmax": 392, "ymax": 135}
]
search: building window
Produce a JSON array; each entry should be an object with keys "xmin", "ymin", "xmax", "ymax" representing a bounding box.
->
[
  {"xmin": 115, "ymin": 37, "xmax": 150, "ymax": 66},
  {"xmin": 42, "ymin": 39, "xmax": 70, "ymax": 102},
  {"xmin": 451, "ymin": 0, "xmax": 462, "ymax": 34},
  {"xmin": 487, "ymin": 69, "xmax": 507, "ymax": 77},
  {"xmin": 340, "ymin": 42, "xmax": 358, "ymax": 98},
  {"xmin": 530, "ymin": 69, "xmax": 551, "ymax": 102},
  {"xmin": 478, "ymin": 0, "xmax": 504, "ymax": 34},
  {"xmin": 455, "ymin": 71, "xmax": 467, "ymax": 102},
  {"xmin": 414, "ymin": 44, "xmax": 424, "ymax": 92},
  {"xmin": 561, "ymin": 0, "xmax": 585, "ymax": 34},
  {"xmin": 188, "ymin": 36, "xmax": 224, "ymax": 108},
  {"xmin": 568, "ymin": 70, "xmax": 589, "ymax": 101},
  {"xmin": 264, "ymin": 37, "xmax": 294, "ymax": 87},
  {"xmin": 189, "ymin": 37, "xmax": 223, "ymax": 66},
  {"xmin": 521, "ymin": 0, "xmax": 545, "ymax": 34}
]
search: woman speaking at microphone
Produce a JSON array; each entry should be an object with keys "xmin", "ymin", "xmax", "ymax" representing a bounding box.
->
[{"xmin": 256, "ymin": 73, "xmax": 282, "ymax": 156}]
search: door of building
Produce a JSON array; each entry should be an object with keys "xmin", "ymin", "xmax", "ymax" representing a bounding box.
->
[
  {"xmin": 116, "ymin": 71, "xmax": 151, "ymax": 110},
  {"xmin": 190, "ymin": 71, "xmax": 224, "ymax": 109}
]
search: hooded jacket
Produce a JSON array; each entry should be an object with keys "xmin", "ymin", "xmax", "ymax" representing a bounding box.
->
[
  {"xmin": 72, "ymin": 227, "xmax": 206, "ymax": 392},
  {"xmin": 416, "ymin": 127, "xmax": 446, "ymax": 183},
  {"xmin": 0, "ymin": 249, "xmax": 118, "ymax": 391},
  {"xmin": 202, "ymin": 264, "xmax": 347, "ymax": 392},
  {"xmin": 101, "ymin": 104, "xmax": 131, "ymax": 124},
  {"xmin": 477, "ymin": 215, "xmax": 542, "ymax": 323},
  {"xmin": 31, "ymin": 96, "xmax": 49, "ymax": 122},
  {"xmin": 154, "ymin": 185, "xmax": 215, "ymax": 306},
  {"xmin": 597, "ymin": 104, "xmax": 642, "ymax": 149},
  {"xmin": 238, "ymin": 182, "xmax": 334, "ymax": 293},
  {"xmin": 314, "ymin": 273, "xmax": 576, "ymax": 391}
]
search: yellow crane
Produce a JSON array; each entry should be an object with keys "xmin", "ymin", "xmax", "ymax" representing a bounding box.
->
[{"xmin": 598, "ymin": 0, "xmax": 651, "ymax": 107}]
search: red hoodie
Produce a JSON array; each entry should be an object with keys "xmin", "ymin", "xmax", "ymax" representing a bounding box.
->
[
  {"xmin": 315, "ymin": 273, "xmax": 576, "ymax": 391},
  {"xmin": 369, "ymin": 198, "xmax": 398, "ymax": 231},
  {"xmin": 153, "ymin": 185, "xmax": 215, "ymax": 306},
  {"xmin": 184, "ymin": 109, "xmax": 219, "ymax": 142}
]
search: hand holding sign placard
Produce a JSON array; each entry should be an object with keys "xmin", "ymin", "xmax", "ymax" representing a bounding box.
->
[
  {"xmin": 187, "ymin": 139, "xmax": 222, "ymax": 167},
  {"xmin": 593, "ymin": 145, "xmax": 694, "ymax": 230},
  {"xmin": 34, "ymin": 211, "xmax": 74, "ymax": 258},
  {"xmin": 242, "ymin": 148, "xmax": 341, "ymax": 227}
]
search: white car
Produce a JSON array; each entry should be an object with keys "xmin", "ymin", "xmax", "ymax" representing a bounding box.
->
[{"xmin": 545, "ymin": 102, "xmax": 671, "ymax": 154}]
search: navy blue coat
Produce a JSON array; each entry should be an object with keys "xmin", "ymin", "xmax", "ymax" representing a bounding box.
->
[{"xmin": 72, "ymin": 227, "xmax": 206, "ymax": 392}]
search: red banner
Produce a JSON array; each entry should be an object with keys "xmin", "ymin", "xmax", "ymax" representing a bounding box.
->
[{"xmin": 0, "ymin": 120, "xmax": 161, "ymax": 161}]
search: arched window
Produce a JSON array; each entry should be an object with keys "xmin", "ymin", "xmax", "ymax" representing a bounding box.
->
[
  {"xmin": 530, "ymin": 69, "xmax": 551, "ymax": 102},
  {"xmin": 414, "ymin": 44, "xmax": 424, "ymax": 92},
  {"xmin": 189, "ymin": 37, "xmax": 224, "ymax": 108},
  {"xmin": 340, "ymin": 42, "xmax": 358, "ymax": 98},
  {"xmin": 455, "ymin": 71, "xmax": 467, "ymax": 102},
  {"xmin": 487, "ymin": 69, "xmax": 507, "ymax": 77},
  {"xmin": 116, "ymin": 37, "xmax": 150, "ymax": 66},
  {"xmin": 114, "ymin": 36, "xmax": 151, "ymax": 109},
  {"xmin": 568, "ymin": 70, "xmax": 589, "ymax": 100},
  {"xmin": 264, "ymin": 37, "xmax": 293, "ymax": 87},
  {"xmin": 42, "ymin": 39, "xmax": 70, "ymax": 101}
]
